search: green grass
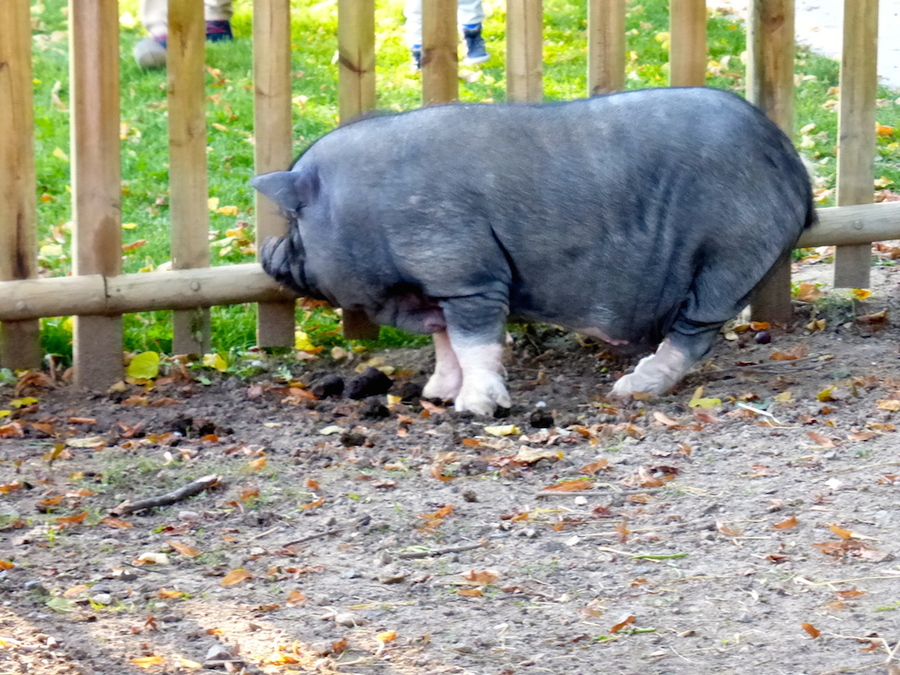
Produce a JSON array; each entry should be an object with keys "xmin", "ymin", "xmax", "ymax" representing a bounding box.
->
[{"xmin": 26, "ymin": 0, "xmax": 900, "ymax": 366}]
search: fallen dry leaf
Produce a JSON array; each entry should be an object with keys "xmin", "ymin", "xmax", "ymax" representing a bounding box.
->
[
  {"xmin": 801, "ymin": 622, "xmax": 820, "ymax": 638},
  {"xmin": 461, "ymin": 569, "xmax": 499, "ymax": 585},
  {"xmin": 286, "ymin": 590, "xmax": 307, "ymax": 606},
  {"xmin": 167, "ymin": 540, "xmax": 201, "ymax": 558},
  {"xmin": 542, "ymin": 479, "xmax": 594, "ymax": 492},
  {"xmin": 221, "ymin": 568, "xmax": 253, "ymax": 586},
  {"xmin": 773, "ymin": 515, "xmax": 799, "ymax": 530},
  {"xmin": 610, "ymin": 615, "xmax": 636, "ymax": 634},
  {"xmin": 579, "ymin": 459, "xmax": 609, "ymax": 475}
]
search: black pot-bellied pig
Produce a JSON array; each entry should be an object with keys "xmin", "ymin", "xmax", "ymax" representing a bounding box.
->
[{"xmin": 253, "ymin": 87, "xmax": 814, "ymax": 415}]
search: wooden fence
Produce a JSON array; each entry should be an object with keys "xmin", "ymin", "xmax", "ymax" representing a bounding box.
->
[{"xmin": 1, "ymin": 0, "xmax": 898, "ymax": 389}]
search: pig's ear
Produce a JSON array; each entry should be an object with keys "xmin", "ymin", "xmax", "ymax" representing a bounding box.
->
[{"xmin": 251, "ymin": 170, "xmax": 310, "ymax": 212}]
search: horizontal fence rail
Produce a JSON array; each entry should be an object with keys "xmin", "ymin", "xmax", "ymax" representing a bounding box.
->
[
  {"xmin": 0, "ymin": 0, "xmax": 898, "ymax": 388},
  {"xmin": 1, "ymin": 202, "xmax": 898, "ymax": 323}
]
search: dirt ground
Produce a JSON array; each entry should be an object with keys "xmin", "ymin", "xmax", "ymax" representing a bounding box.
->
[{"xmin": 2, "ymin": 253, "xmax": 900, "ymax": 675}]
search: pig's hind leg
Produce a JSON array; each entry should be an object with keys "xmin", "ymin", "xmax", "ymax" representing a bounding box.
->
[
  {"xmin": 611, "ymin": 283, "xmax": 739, "ymax": 397},
  {"xmin": 423, "ymin": 332, "xmax": 464, "ymax": 402}
]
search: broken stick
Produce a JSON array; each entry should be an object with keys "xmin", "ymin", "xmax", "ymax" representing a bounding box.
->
[{"xmin": 110, "ymin": 474, "xmax": 221, "ymax": 516}]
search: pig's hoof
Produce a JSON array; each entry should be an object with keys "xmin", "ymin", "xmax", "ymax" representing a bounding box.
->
[
  {"xmin": 423, "ymin": 372, "xmax": 463, "ymax": 402},
  {"xmin": 454, "ymin": 375, "xmax": 511, "ymax": 416},
  {"xmin": 610, "ymin": 372, "xmax": 669, "ymax": 398}
]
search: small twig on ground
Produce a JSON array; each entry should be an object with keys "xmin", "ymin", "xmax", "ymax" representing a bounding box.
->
[
  {"xmin": 281, "ymin": 527, "xmax": 344, "ymax": 548},
  {"xmin": 705, "ymin": 355, "xmax": 821, "ymax": 376},
  {"xmin": 244, "ymin": 526, "xmax": 283, "ymax": 543},
  {"xmin": 824, "ymin": 633, "xmax": 898, "ymax": 664},
  {"xmin": 395, "ymin": 540, "xmax": 488, "ymax": 559},
  {"xmin": 110, "ymin": 474, "xmax": 221, "ymax": 516},
  {"xmin": 827, "ymin": 461, "xmax": 900, "ymax": 474},
  {"xmin": 281, "ymin": 517, "xmax": 370, "ymax": 548},
  {"xmin": 794, "ymin": 573, "xmax": 900, "ymax": 587},
  {"xmin": 536, "ymin": 487, "xmax": 664, "ymax": 498}
]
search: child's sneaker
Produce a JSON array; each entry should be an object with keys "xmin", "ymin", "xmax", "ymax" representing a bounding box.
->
[
  {"xmin": 205, "ymin": 20, "xmax": 233, "ymax": 42},
  {"xmin": 411, "ymin": 45, "xmax": 422, "ymax": 71},
  {"xmin": 462, "ymin": 24, "xmax": 489, "ymax": 65},
  {"xmin": 134, "ymin": 36, "xmax": 167, "ymax": 69}
]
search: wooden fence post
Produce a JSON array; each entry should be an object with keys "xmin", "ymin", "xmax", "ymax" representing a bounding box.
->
[
  {"xmin": 669, "ymin": 0, "xmax": 707, "ymax": 86},
  {"xmin": 587, "ymin": 0, "xmax": 625, "ymax": 96},
  {"xmin": 833, "ymin": 0, "xmax": 878, "ymax": 289},
  {"xmin": 169, "ymin": 0, "xmax": 211, "ymax": 354},
  {"xmin": 337, "ymin": 0, "xmax": 380, "ymax": 339},
  {"xmin": 254, "ymin": 0, "xmax": 298, "ymax": 348},
  {"xmin": 747, "ymin": 0, "xmax": 795, "ymax": 325},
  {"xmin": 70, "ymin": 0, "xmax": 123, "ymax": 388},
  {"xmin": 422, "ymin": 0, "xmax": 458, "ymax": 105},
  {"xmin": 0, "ymin": 0, "xmax": 41, "ymax": 370},
  {"xmin": 507, "ymin": 0, "xmax": 543, "ymax": 103}
]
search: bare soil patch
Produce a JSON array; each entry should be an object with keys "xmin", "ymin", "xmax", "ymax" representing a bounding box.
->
[{"xmin": 2, "ymin": 256, "xmax": 900, "ymax": 675}]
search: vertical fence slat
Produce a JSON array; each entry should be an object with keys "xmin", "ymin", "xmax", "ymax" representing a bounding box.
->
[
  {"xmin": 670, "ymin": 0, "xmax": 707, "ymax": 86},
  {"xmin": 0, "ymin": 0, "xmax": 41, "ymax": 370},
  {"xmin": 337, "ymin": 0, "xmax": 376, "ymax": 120},
  {"xmin": 747, "ymin": 0, "xmax": 795, "ymax": 325},
  {"xmin": 422, "ymin": 0, "xmax": 458, "ymax": 105},
  {"xmin": 169, "ymin": 0, "xmax": 211, "ymax": 354},
  {"xmin": 587, "ymin": 0, "xmax": 625, "ymax": 96},
  {"xmin": 833, "ymin": 0, "xmax": 879, "ymax": 289},
  {"xmin": 507, "ymin": 0, "xmax": 543, "ymax": 102},
  {"xmin": 336, "ymin": 0, "xmax": 380, "ymax": 340},
  {"xmin": 254, "ymin": 0, "xmax": 297, "ymax": 347},
  {"xmin": 70, "ymin": 0, "xmax": 123, "ymax": 388}
]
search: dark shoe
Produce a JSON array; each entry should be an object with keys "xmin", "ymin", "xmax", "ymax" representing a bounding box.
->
[
  {"xmin": 134, "ymin": 37, "xmax": 167, "ymax": 69},
  {"xmin": 205, "ymin": 20, "xmax": 233, "ymax": 42},
  {"xmin": 462, "ymin": 24, "xmax": 489, "ymax": 65}
]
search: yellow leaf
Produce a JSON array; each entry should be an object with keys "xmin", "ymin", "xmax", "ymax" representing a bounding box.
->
[
  {"xmin": 126, "ymin": 352, "xmax": 160, "ymax": 380},
  {"xmin": 221, "ymin": 568, "xmax": 252, "ymax": 586},
  {"xmin": 249, "ymin": 457, "xmax": 267, "ymax": 471},
  {"xmin": 376, "ymin": 630, "xmax": 397, "ymax": 643},
  {"xmin": 215, "ymin": 205, "xmax": 239, "ymax": 216},
  {"xmin": 828, "ymin": 523, "xmax": 854, "ymax": 540},
  {"xmin": 0, "ymin": 560, "xmax": 14, "ymax": 570},
  {"xmin": 773, "ymin": 391, "xmax": 793, "ymax": 403},
  {"xmin": 876, "ymin": 399, "xmax": 900, "ymax": 412},
  {"xmin": 156, "ymin": 588, "xmax": 184, "ymax": 599},
  {"xmin": 202, "ymin": 353, "xmax": 228, "ymax": 371},
  {"xmin": 212, "ymin": 123, "xmax": 229, "ymax": 132},
  {"xmin": 207, "ymin": 197, "xmax": 220, "ymax": 211},
  {"xmin": 294, "ymin": 330, "xmax": 317, "ymax": 352},
  {"xmin": 131, "ymin": 656, "xmax": 165, "ymax": 668},
  {"xmin": 851, "ymin": 288, "xmax": 872, "ymax": 300},
  {"xmin": 688, "ymin": 388, "xmax": 721, "ymax": 408},
  {"xmin": 52, "ymin": 147, "xmax": 69, "ymax": 162},
  {"xmin": 0, "ymin": 410, "xmax": 10, "ymax": 418},
  {"xmin": 10, "ymin": 397, "xmax": 37, "ymax": 408},
  {"xmin": 875, "ymin": 176, "xmax": 895, "ymax": 189},
  {"xmin": 484, "ymin": 424, "xmax": 521, "ymax": 437},
  {"xmin": 122, "ymin": 222, "xmax": 138, "ymax": 230}
]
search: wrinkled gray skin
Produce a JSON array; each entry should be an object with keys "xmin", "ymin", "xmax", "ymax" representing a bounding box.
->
[{"xmin": 254, "ymin": 87, "xmax": 814, "ymax": 415}]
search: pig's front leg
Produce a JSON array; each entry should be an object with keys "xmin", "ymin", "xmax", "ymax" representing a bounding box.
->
[
  {"xmin": 611, "ymin": 337, "xmax": 692, "ymax": 397},
  {"xmin": 450, "ymin": 340, "xmax": 510, "ymax": 415},
  {"xmin": 437, "ymin": 293, "xmax": 511, "ymax": 415},
  {"xmin": 422, "ymin": 331, "xmax": 463, "ymax": 401}
]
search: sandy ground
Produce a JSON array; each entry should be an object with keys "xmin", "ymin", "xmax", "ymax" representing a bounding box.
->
[{"xmin": 713, "ymin": 0, "xmax": 900, "ymax": 90}]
